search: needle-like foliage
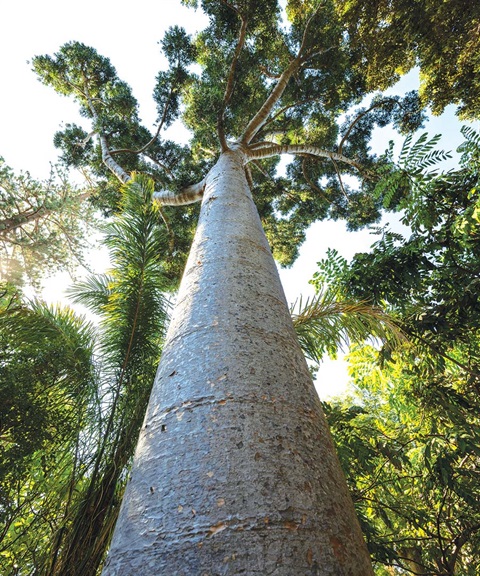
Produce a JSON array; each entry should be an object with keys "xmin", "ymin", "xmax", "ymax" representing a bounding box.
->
[{"xmin": 0, "ymin": 176, "xmax": 172, "ymax": 576}]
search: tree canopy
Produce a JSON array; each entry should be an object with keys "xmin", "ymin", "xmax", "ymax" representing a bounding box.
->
[{"xmin": 30, "ymin": 0, "xmax": 430, "ymax": 275}]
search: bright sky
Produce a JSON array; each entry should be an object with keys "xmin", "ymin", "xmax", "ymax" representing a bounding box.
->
[{"xmin": 0, "ymin": 0, "xmax": 473, "ymax": 397}]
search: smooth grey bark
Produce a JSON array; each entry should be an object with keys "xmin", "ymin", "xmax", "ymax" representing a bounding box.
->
[{"xmin": 102, "ymin": 147, "xmax": 374, "ymax": 575}]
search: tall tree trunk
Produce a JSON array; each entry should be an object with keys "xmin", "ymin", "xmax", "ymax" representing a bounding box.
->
[{"xmin": 102, "ymin": 148, "xmax": 373, "ymax": 575}]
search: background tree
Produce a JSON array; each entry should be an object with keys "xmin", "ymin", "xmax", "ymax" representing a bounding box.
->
[{"xmin": 0, "ymin": 159, "xmax": 95, "ymax": 286}]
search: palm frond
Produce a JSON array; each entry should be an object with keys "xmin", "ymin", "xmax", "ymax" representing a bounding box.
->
[
  {"xmin": 291, "ymin": 287, "xmax": 406, "ymax": 364},
  {"xmin": 67, "ymin": 273, "xmax": 113, "ymax": 314}
]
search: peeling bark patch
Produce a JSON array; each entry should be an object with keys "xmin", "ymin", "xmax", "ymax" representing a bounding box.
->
[
  {"xmin": 283, "ymin": 520, "xmax": 299, "ymax": 531},
  {"xmin": 330, "ymin": 535, "xmax": 346, "ymax": 561},
  {"xmin": 208, "ymin": 522, "xmax": 227, "ymax": 536}
]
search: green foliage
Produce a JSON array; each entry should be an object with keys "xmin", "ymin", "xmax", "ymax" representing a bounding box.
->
[
  {"xmin": 32, "ymin": 36, "xmax": 205, "ymax": 287},
  {"xmin": 372, "ymin": 132, "xmax": 452, "ymax": 212},
  {"xmin": 0, "ymin": 158, "xmax": 96, "ymax": 286},
  {"xmin": 316, "ymin": 129, "xmax": 480, "ymax": 574},
  {"xmin": 0, "ymin": 176, "xmax": 171, "ymax": 575},
  {"xmin": 326, "ymin": 343, "xmax": 480, "ymax": 575},
  {"xmin": 21, "ymin": 6, "xmax": 480, "ymax": 572},
  {"xmin": 31, "ymin": 0, "xmax": 480, "ymax": 277},
  {"xmin": 334, "ymin": 0, "xmax": 480, "ymax": 120},
  {"xmin": 291, "ymin": 285, "xmax": 404, "ymax": 363},
  {"xmin": 0, "ymin": 285, "xmax": 97, "ymax": 574}
]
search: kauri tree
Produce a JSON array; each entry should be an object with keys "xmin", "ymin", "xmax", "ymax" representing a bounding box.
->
[{"xmin": 28, "ymin": 0, "xmax": 474, "ymax": 574}]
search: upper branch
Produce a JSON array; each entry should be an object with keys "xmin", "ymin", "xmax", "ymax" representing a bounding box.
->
[
  {"xmin": 153, "ymin": 179, "xmax": 206, "ymax": 206},
  {"xmin": 218, "ymin": 2, "xmax": 248, "ymax": 151},
  {"xmin": 111, "ymin": 81, "xmax": 178, "ymax": 158},
  {"xmin": 99, "ymin": 134, "xmax": 130, "ymax": 183},
  {"xmin": 338, "ymin": 97, "xmax": 399, "ymax": 155},
  {"xmin": 240, "ymin": 57, "xmax": 302, "ymax": 145},
  {"xmin": 238, "ymin": 5, "xmax": 324, "ymax": 146},
  {"xmin": 82, "ymin": 79, "xmax": 130, "ymax": 183},
  {"xmin": 247, "ymin": 143, "xmax": 365, "ymax": 173}
]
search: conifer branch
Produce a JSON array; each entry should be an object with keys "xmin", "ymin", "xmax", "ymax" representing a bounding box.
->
[
  {"xmin": 258, "ymin": 96, "xmax": 324, "ymax": 134},
  {"xmin": 338, "ymin": 97, "xmax": 399, "ymax": 155},
  {"xmin": 240, "ymin": 57, "xmax": 302, "ymax": 145},
  {"xmin": 111, "ymin": 83, "xmax": 176, "ymax": 157},
  {"xmin": 239, "ymin": 3, "xmax": 328, "ymax": 148},
  {"xmin": 158, "ymin": 206, "xmax": 175, "ymax": 252},
  {"xmin": 98, "ymin": 134, "xmax": 131, "ymax": 183},
  {"xmin": 297, "ymin": 5, "xmax": 322, "ymax": 60},
  {"xmin": 82, "ymin": 79, "xmax": 130, "ymax": 183},
  {"xmin": 301, "ymin": 158, "xmax": 331, "ymax": 203},
  {"xmin": 244, "ymin": 164, "xmax": 254, "ymax": 190},
  {"xmin": 330, "ymin": 156, "xmax": 350, "ymax": 202}
]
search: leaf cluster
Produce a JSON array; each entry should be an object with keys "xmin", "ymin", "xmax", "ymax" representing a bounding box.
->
[{"xmin": 334, "ymin": 0, "xmax": 480, "ymax": 120}]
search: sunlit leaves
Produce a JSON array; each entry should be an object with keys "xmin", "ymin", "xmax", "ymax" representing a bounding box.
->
[
  {"xmin": 314, "ymin": 130, "xmax": 480, "ymax": 572},
  {"xmin": 333, "ymin": 0, "xmax": 480, "ymax": 119},
  {"xmin": 291, "ymin": 286, "xmax": 404, "ymax": 363},
  {"xmin": 328, "ymin": 343, "xmax": 480, "ymax": 574},
  {"xmin": 0, "ymin": 158, "xmax": 96, "ymax": 286},
  {"xmin": 0, "ymin": 288, "xmax": 97, "ymax": 574},
  {"xmin": 0, "ymin": 175, "xmax": 175, "ymax": 575}
]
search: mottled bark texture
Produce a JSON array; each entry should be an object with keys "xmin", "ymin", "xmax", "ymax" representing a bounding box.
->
[{"xmin": 102, "ymin": 148, "xmax": 374, "ymax": 575}]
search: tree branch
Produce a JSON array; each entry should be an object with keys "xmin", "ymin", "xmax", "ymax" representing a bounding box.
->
[
  {"xmin": 338, "ymin": 97, "xmax": 399, "ymax": 155},
  {"xmin": 81, "ymin": 76, "xmax": 130, "ymax": 183},
  {"xmin": 257, "ymin": 95, "xmax": 324, "ymax": 134},
  {"xmin": 153, "ymin": 179, "xmax": 206, "ymax": 206},
  {"xmin": 244, "ymin": 164, "xmax": 254, "ymax": 190},
  {"xmin": 301, "ymin": 158, "xmax": 331, "ymax": 203},
  {"xmin": 111, "ymin": 82, "xmax": 177, "ymax": 158},
  {"xmin": 98, "ymin": 134, "xmax": 130, "ymax": 183},
  {"xmin": 0, "ymin": 191, "xmax": 91, "ymax": 237},
  {"xmin": 240, "ymin": 57, "xmax": 302, "ymax": 145},
  {"xmin": 218, "ymin": 2, "xmax": 248, "ymax": 151},
  {"xmin": 247, "ymin": 143, "xmax": 365, "ymax": 173}
]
